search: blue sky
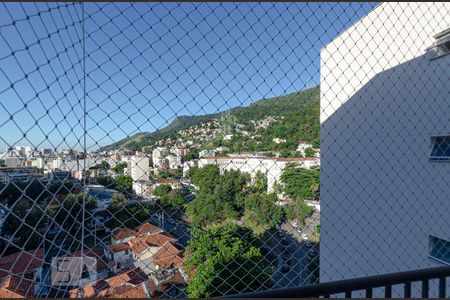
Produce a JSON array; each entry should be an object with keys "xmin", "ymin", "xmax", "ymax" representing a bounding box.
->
[{"xmin": 0, "ymin": 2, "xmax": 377, "ymax": 151}]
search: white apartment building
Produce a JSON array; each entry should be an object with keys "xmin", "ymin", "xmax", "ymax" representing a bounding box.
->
[
  {"xmin": 31, "ymin": 157, "xmax": 45, "ymax": 169},
  {"xmin": 320, "ymin": 2, "xmax": 450, "ymax": 286},
  {"xmin": 152, "ymin": 147, "xmax": 168, "ymax": 168},
  {"xmin": 167, "ymin": 155, "xmax": 182, "ymax": 169},
  {"xmin": 175, "ymin": 147, "xmax": 188, "ymax": 157},
  {"xmin": 199, "ymin": 156, "xmax": 319, "ymax": 193},
  {"xmin": 131, "ymin": 152, "xmax": 150, "ymax": 182},
  {"xmin": 133, "ymin": 180, "xmax": 153, "ymax": 197}
]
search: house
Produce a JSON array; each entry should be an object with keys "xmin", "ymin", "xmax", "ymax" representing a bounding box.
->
[
  {"xmin": 153, "ymin": 179, "xmax": 182, "ymax": 191},
  {"xmin": 110, "ymin": 269, "xmax": 187, "ymax": 298},
  {"xmin": 108, "ymin": 222, "xmax": 179, "ymax": 273},
  {"xmin": 111, "ymin": 228, "xmax": 140, "ymax": 245},
  {"xmin": 69, "ymin": 267, "xmax": 149, "ymax": 298},
  {"xmin": 132, "ymin": 180, "xmax": 154, "ymax": 197},
  {"xmin": 0, "ymin": 248, "xmax": 44, "ymax": 297},
  {"xmin": 152, "ymin": 242, "xmax": 185, "ymax": 270},
  {"xmin": 54, "ymin": 247, "xmax": 113, "ymax": 288},
  {"xmin": 320, "ymin": 1, "xmax": 450, "ymax": 292}
]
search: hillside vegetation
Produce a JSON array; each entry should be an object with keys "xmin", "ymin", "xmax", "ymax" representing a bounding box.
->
[{"xmin": 101, "ymin": 86, "xmax": 319, "ymax": 151}]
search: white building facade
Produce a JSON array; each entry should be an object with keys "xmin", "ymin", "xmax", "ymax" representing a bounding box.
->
[
  {"xmin": 131, "ymin": 152, "xmax": 150, "ymax": 182},
  {"xmin": 320, "ymin": 2, "xmax": 450, "ymax": 286}
]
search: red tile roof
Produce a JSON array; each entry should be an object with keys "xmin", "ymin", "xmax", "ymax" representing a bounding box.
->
[
  {"xmin": 0, "ymin": 275, "xmax": 34, "ymax": 298},
  {"xmin": 144, "ymin": 232, "xmax": 177, "ymax": 247},
  {"xmin": 135, "ymin": 222, "xmax": 161, "ymax": 235},
  {"xmin": 69, "ymin": 267, "xmax": 148, "ymax": 298},
  {"xmin": 112, "ymin": 228, "xmax": 139, "ymax": 241},
  {"xmin": 109, "ymin": 243, "xmax": 131, "ymax": 253},
  {"xmin": 0, "ymin": 248, "xmax": 44, "ymax": 278},
  {"xmin": 110, "ymin": 270, "xmax": 187, "ymax": 298},
  {"xmin": 0, "ymin": 288, "xmax": 23, "ymax": 298},
  {"xmin": 128, "ymin": 238, "xmax": 151, "ymax": 255},
  {"xmin": 152, "ymin": 242, "xmax": 185, "ymax": 269}
]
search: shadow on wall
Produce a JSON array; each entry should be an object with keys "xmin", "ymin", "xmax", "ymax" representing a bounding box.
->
[{"xmin": 320, "ymin": 50, "xmax": 450, "ymax": 287}]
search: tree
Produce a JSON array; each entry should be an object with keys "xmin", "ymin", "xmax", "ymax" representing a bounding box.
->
[
  {"xmin": 49, "ymin": 193, "xmax": 98, "ymax": 233},
  {"xmin": 153, "ymin": 184, "xmax": 172, "ymax": 197},
  {"xmin": 106, "ymin": 195, "xmax": 151, "ymax": 229},
  {"xmin": 244, "ymin": 193, "xmax": 284, "ymax": 229},
  {"xmin": 2, "ymin": 201, "xmax": 48, "ymax": 250},
  {"xmin": 184, "ymin": 224, "xmax": 272, "ymax": 297},
  {"xmin": 112, "ymin": 162, "xmax": 128, "ymax": 175},
  {"xmin": 284, "ymin": 201, "xmax": 312, "ymax": 224},
  {"xmin": 190, "ymin": 164, "xmax": 220, "ymax": 194},
  {"xmin": 160, "ymin": 190, "xmax": 185, "ymax": 209},
  {"xmin": 254, "ymin": 171, "xmax": 268, "ymax": 193},
  {"xmin": 90, "ymin": 161, "xmax": 110, "ymax": 170},
  {"xmin": 304, "ymin": 147, "xmax": 316, "ymax": 157},
  {"xmin": 95, "ymin": 175, "xmax": 115, "ymax": 187},
  {"xmin": 280, "ymin": 165, "xmax": 320, "ymax": 201},
  {"xmin": 183, "ymin": 148, "xmax": 200, "ymax": 162},
  {"xmin": 114, "ymin": 175, "xmax": 133, "ymax": 192},
  {"xmin": 186, "ymin": 168, "xmax": 250, "ymax": 228},
  {"xmin": 0, "ymin": 159, "xmax": 5, "ymax": 167}
]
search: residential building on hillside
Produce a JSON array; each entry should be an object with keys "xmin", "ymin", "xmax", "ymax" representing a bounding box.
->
[
  {"xmin": 152, "ymin": 148, "xmax": 168, "ymax": 168},
  {"xmin": 199, "ymin": 150, "xmax": 215, "ymax": 158},
  {"xmin": 320, "ymin": 1, "xmax": 450, "ymax": 290},
  {"xmin": 199, "ymin": 156, "xmax": 319, "ymax": 193},
  {"xmin": 167, "ymin": 155, "xmax": 182, "ymax": 170}
]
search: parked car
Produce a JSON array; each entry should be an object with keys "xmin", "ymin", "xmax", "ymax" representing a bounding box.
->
[
  {"xmin": 278, "ymin": 230, "xmax": 285, "ymax": 238},
  {"xmin": 290, "ymin": 220, "xmax": 298, "ymax": 228},
  {"xmin": 302, "ymin": 233, "xmax": 309, "ymax": 241}
]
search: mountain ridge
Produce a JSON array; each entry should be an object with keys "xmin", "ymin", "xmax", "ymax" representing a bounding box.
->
[{"xmin": 101, "ymin": 86, "xmax": 319, "ymax": 151}]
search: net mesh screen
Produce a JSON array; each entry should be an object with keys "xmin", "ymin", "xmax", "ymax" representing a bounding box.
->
[{"xmin": 0, "ymin": 2, "xmax": 449, "ymax": 298}]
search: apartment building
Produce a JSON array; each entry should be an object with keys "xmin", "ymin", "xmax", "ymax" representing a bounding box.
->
[
  {"xmin": 130, "ymin": 152, "xmax": 150, "ymax": 182},
  {"xmin": 199, "ymin": 155, "xmax": 319, "ymax": 193},
  {"xmin": 152, "ymin": 147, "xmax": 169, "ymax": 168},
  {"xmin": 320, "ymin": 1, "xmax": 450, "ymax": 285}
]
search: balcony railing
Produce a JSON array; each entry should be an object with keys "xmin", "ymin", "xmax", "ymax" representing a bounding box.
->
[{"xmin": 228, "ymin": 266, "xmax": 450, "ymax": 298}]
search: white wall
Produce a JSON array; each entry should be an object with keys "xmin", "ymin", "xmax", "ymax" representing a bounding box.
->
[
  {"xmin": 320, "ymin": 1, "xmax": 450, "ymax": 287},
  {"xmin": 131, "ymin": 154, "xmax": 150, "ymax": 181}
]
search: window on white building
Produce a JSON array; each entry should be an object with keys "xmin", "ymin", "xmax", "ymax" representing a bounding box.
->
[
  {"xmin": 428, "ymin": 28, "xmax": 450, "ymax": 59},
  {"xmin": 429, "ymin": 236, "xmax": 450, "ymax": 265},
  {"xmin": 429, "ymin": 136, "xmax": 450, "ymax": 161}
]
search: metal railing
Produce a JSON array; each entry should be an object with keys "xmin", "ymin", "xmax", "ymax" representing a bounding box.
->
[{"xmin": 228, "ymin": 266, "xmax": 450, "ymax": 298}]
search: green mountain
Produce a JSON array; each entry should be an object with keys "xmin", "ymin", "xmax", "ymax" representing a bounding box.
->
[{"xmin": 101, "ymin": 86, "xmax": 319, "ymax": 151}]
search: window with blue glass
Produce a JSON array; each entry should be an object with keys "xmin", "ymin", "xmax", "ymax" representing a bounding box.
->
[
  {"xmin": 429, "ymin": 236, "xmax": 450, "ymax": 264},
  {"xmin": 429, "ymin": 136, "xmax": 450, "ymax": 161}
]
